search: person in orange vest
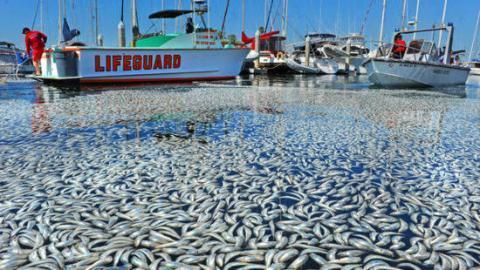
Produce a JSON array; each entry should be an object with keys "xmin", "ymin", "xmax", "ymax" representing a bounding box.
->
[
  {"xmin": 23, "ymin": 27, "xmax": 48, "ymax": 76},
  {"xmin": 392, "ymin": 33, "xmax": 406, "ymax": 59}
]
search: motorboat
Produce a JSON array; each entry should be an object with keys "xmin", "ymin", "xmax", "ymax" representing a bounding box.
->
[
  {"xmin": 33, "ymin": 1, "xmax": 249, "ymax": 85},
  {"xmin": 467, "ymin": 61, "xmax": 480, "ymax": 76},
  {"xmin": 286, "ymin": 33, "xmax": 338, "ymax": 75},
  {"xmin": 320, "ymin": 33, "xmax": 369, "ymax": 74},
  {"xmin": 365, "ymin": 25, "xmax": 470, "ymax": 87},
  {"xmin": 0, "ymin": 42, "xmax": 34, "ymax": 75}
]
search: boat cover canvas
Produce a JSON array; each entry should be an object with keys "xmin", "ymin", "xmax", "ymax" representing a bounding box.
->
[{"xmin": 149, "ymin": 10, "xmax": 193, "ymax": 19}]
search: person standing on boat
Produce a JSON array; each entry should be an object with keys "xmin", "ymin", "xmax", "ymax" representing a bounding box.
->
[
  {"xmin": 23, "ymin": 27, "xmax": 47, "ymax": 76},
  {"xmin": 186, "ymin": 17, "xmax": 194, "ymax": 34},
  {"xmin": 392, "ymin": 34, "xmax": 406, "ymax": 59}
]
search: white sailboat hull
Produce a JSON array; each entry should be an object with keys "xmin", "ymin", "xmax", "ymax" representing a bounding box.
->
[
  {"xmin": 365, "ymin": 58, "xmax": 470, "ymax": 87},
  {"xmin": 36, "ymin": 47, "xmax": 250, "ymax": 84}
]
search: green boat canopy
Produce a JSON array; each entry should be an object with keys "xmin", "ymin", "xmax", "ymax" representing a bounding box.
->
[{"xmin": 149, "ymin": 10, "xmax": 193, "ymax": 19}]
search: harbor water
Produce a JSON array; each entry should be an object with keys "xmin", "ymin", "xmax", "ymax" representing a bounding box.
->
[{"xmin": 1, "ymin": 75, "xmax": 480, "ymax": 269}]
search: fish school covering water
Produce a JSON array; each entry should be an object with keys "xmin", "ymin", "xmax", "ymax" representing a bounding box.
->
[{"xmin": 1, "ymin": 79, "xmax": 480, "ymax": 269}]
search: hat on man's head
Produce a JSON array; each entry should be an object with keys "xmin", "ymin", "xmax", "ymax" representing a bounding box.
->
[{"xmin": 22, "ymin": 27, "xmax": 30, "ymax": 34}]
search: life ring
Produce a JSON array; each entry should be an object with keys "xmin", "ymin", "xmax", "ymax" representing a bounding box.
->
[{"xmin": 276, "ymin": 52, "xmax": 285, "ymax": 59}]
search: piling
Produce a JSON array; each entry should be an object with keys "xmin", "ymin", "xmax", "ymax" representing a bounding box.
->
[
  {"xmin": 305, "ymin": 35, "xmax": 311, "ymax": 66},
  {"xmin": 254, "ymin": 30, "xmax": 261, "ymax": 68},
  {"xmin": 118, "ymin": 21, "xmax": 126, "ymax": 47}
]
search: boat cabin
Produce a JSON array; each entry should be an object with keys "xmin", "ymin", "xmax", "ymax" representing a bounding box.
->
[
  {"xmin": 259, "ymin": 35, "xmax": 286, "ymax": 55},
  {"xmin": 293, "ymin": 33, "xmax": 337, "ymax": 52},
  {"xmin": 134, "ymin": 4, "xmax": 223, "ymax": 49},
  {"xmin": 403, "ymin": 39, "xmax": 438, "ymax": 62}
]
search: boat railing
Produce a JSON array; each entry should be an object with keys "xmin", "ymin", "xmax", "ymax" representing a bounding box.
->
[{"xmin": 376, "ymin": 41, "xmax": 440, "ymax": 63}]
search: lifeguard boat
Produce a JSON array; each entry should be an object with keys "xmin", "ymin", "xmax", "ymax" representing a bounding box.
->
[{"xmin": 33, "ymin": 1, "xmax": 249, "ymax": 85}]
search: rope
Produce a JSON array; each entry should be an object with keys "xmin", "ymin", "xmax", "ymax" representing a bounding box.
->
[
  {"xmin": 31, "ymin": 0, "xmax": 41, "ymax": 29},
  {"xmin": 265, "ymin": 0, "xmax": 274, "ymax": 30},
  {"xmin": 220, "ymin": 0, "xmax": 231, "ymax": 37},
  {"xmin": 360, "ymin": 0, "xmax": 375, "ymax": 35}
]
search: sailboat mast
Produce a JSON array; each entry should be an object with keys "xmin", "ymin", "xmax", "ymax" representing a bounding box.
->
[
  {"xmin": 40, "ymin": 0, "xmax": 44, "ymax": 32},
  {"xmin": 95, "ymin": 0, "xmax": 99, "ymax": 44},
  {"xmin": 401, "ymin": 0, "xmax": 407, "ymax": 30},
  {"xmin": 162, "ymin": 0, "xmax": 165, "ymax": 33},
  {"xmin": 283, "ymin": 0, "xmax": 289, "ymax": 37},
  {"xmin": 242, "ymin": 0, "xmax": 246, "ymax": 33},
  {"xmin": 264, "ymin": 0, "xmax": 268, "ymax": 29},
  {"xmin": 413, "ymin": 0, "xmax": 420, "ymax": 39},
  {"xmin": 378, "ymin": 0, "xmax": 387, "ymax": 46},
  {"xmin": 469, "ymin": 10, "xmax": 480, "ymax": 61},
  {"xmin": 175, "ymin": 0, "xmax": 182, "ymax": 32},
  {"xmin": 438, "ymin": 0, "xmax": 448, "ymax": 46},
  {"xmin": 132, "ymin": 0, "xmax": 139, "ymax": 45},
  {"xmin": 58, "ymin": 0, "xmax": 63, "ymax": 45}
]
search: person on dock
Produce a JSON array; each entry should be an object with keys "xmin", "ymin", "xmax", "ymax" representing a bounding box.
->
[
  {"xmin": 23, "ymin": 27, "xmax": 47, "ymax": 76},
  {"xmin": 392, "ymin": 34, "xmax": 406, "ymax": 59}
]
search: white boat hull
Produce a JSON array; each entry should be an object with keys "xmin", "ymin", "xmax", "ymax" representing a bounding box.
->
[
  {"xmin": 285, "ymin": 58, "xmax": 338, "ymax": 75},
  {"xmin": 470, "ymin": 67, "xmax": 480, "ymax": 76},
  {"xmin": 365, "ymin": 59, "xmax": 470, "ymax": 87},
  {"xmin": 37, "ymin": 47, "xmax": 250, "ymax": 84}
]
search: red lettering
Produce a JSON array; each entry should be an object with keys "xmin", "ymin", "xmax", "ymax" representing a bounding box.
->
[
  {"xmin": 164, "ymin": 55, "xmax": 172, "ymax": 69},
  {"xmin": 173, "ymin": 55, "xmax": 181, "ymax": 69},
  {"xmin": 106, "ymin": 55, "xmax": 111, "ymax": 71},
  {"xmin": 143, "ymin": 55, "xmax": 153, "ymax": 70},
  {"xmin": 154, "ymin": 55, "xmax": 162, "ymax": 69},
  {"xmin": 95, "ymin": 55, "xmax": 104, "ymax": 72},
  {"xmin": 123, "ymin": 55, "xmax": 132, "ymax": 71},
  {"xmin": 112, "ymin": 55, "xmax": 121, "ymax": 71},
  {"xmin": 133, "ymin": 55, "xmax": 142, "ymax": 70}
]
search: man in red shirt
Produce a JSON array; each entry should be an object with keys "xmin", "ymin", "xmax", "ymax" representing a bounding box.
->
[
  {"xmin": 23, "ymin": 27, "xmax": 48, "ymax": 75},
  {"xmin": 392, "ymin": 34, "xmax": 406, "ymax": 59}
]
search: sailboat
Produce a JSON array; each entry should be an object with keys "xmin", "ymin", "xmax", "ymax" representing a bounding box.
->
[
  {"xmin": 34, "ymin": 0, "xmax": 249, "ymax": 85},
  {"xmin": 241, "ymin": 0, "xmax": 290, "ymax": 74},
  {"xmin": 466, "ymin": 10, "xmax": 480, "ymax": 76},
  {"xmin": 365, "ymin": 0, "xmax": 470, "ymax": 87}
]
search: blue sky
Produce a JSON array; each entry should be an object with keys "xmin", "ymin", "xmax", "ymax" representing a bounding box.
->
[{"xmin": 1, "ymin": 0, "xmax": 479, "ymax": 56}]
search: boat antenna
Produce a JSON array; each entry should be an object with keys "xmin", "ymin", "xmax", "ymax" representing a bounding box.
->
[
  {"xmin": 469, "ymin": 10, "xmax": 480, "ymax": 61},
  {"xmin": 265, "ymin": 0, "xmax": 274, "ymax": 30},
  {"xmin": 359, "ymin": 0, "xmax": 375, "ymax": 35},
  {"xmin": 220, "ymin": 0, "xmax": 231, "ymax": 38}
]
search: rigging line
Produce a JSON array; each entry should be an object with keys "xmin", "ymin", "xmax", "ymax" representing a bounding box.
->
[
  {"xmin": 270, "ymin": 0, "xmax": 282, "ymax": 30},
  {"xmin": 265, "ymin": 0, "xmax": 274, "ymax": 30},
  {"xmin": 220, "ymin": 0, "xmax": 230, "ymax": 37},
  {"xmin": 31, "ymin": 0, "xmax": 41, "ymax": 29},
  {"xmin": 359, "ymin": 0, "xmax": 375, "ymax": 35},
  {"xmin": 121, "ymin": 0, "xmax": 125, "ymax": 22}
]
